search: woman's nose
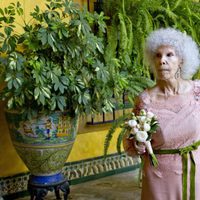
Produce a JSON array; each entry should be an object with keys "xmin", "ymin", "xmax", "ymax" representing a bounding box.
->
[{"xmin": 160, "ymin": 56, "xmax": 166, "ymax": 65}]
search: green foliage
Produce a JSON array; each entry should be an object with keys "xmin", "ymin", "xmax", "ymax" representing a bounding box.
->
[
  {"xmin": 102, "ymin": 0, "xmax": 154, "ymax": 109},
  {"xmin": 103, "ymin": 0, "xmax": 200, "ymax": 80},
  {"xmin": 0, "ymin": 0, "xmax": 114, "ymax": 119}
]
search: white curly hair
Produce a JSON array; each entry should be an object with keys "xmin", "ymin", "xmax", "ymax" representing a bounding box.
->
[{"xmin": 145, "ymin": 27, "xmax": 200, "ymax": 79}]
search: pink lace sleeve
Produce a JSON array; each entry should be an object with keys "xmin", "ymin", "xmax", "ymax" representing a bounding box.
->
[
  {"xmin": 133, "ymin": 90, "xmax": 150, "ymax": 115},
  {"xmin": 194, "ymin": 80, "xmax": 200, "ymax": 101}
]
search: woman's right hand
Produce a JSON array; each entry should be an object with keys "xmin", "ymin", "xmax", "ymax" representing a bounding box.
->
[
  {"xmin": 123, "ymin": 137, "xmax": 146, "ymax": 156},
  {"xmin": 134, "ymin": 141, "xmax": 146, "ymax": 155}
]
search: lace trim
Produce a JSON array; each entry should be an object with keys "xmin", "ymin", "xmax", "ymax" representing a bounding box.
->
[{"xmin": 137, "ymin": 80, "xmax": 200, "ymax": 113}]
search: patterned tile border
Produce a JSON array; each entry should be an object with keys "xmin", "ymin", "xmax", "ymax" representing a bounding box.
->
[{"xmin": 0, "ymin": 153, "xmax": 141, "ymax": 198}]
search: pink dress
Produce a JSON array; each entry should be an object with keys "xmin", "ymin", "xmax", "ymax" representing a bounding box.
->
[{"xmin": 124, "ymin": 80, "xmax": 200, "ymax": 200}]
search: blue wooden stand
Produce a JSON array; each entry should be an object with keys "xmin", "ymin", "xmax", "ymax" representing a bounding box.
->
[{"xmin": 27, "ymin": 173, "xmax": 70, "ymax": 200}]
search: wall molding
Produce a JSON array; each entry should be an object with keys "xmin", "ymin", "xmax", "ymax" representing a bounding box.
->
[{"xmin": 1, "ymin": 153, "xmax": 141, "ymax": 198}]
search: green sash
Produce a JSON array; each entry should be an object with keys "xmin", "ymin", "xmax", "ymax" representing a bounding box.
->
[{"xmin": 154, "ymin": 140, "xmax": 200, "ymax": 200}]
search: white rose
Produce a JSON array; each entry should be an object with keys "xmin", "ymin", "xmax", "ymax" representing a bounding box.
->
[
  {"xmin": 143, "ymin": 123, "xmax": 151, "ymax": 132},
  {"xmin": 135, "ymin": 131, "xmax": 148, "ymax": 143},
  {"xmin": 128, "ymin": 120, "xmax": 137, "ymax": 127},
  {"xmin": 147, "ymin": 111, "xmax": 154, "ymax": 119},
  {"xmin": 137, "ymin": 116, "xmax": 146, "ymax": 123}
]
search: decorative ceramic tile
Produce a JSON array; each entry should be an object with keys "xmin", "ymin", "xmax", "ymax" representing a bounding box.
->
[
  {"xmin": 6, "ymin": 112, "xmax": 78, "ymax": 145},
  {"xmin": 0, "ymin": 153, "xmax": 140, "ymax": 197}
]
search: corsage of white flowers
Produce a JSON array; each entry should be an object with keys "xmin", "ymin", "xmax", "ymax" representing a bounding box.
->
[{"xmin": 126, "ymin": 109, "xmax": 159, "ymax": 167}]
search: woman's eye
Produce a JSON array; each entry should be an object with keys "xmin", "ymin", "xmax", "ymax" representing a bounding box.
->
[
  {"xmin": 156, "ymin": 53, "xmax": 161, "ymax": 58},
  {"xmin": 167, "ymin": 52, "xmax": 173, "ymax": 57}
]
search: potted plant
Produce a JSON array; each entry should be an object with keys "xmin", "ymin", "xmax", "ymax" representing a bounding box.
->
[{"xmin": 0, "ymin": 0, "xmax": 113, "ymax": 197}]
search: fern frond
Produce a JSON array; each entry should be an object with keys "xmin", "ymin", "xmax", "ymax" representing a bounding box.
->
[
  {"xmin": 104, "ymin": 113, "xmax": 131, "ymax": 157},
  {"xmin": 192, "ymin": 13, "xmax": 200, "ymax": 21},
  {"xmin": 104, "ymin": 25, "xmax": 118, "ymax": 65},
  {"xmin": 159, "ymin": 7, "xmax": 178, "ymax": 21},
  {"xmin": 144, "ymin": 9, "xmax": 154, "ymax": 33},
  {"xmin": 171, "ymin": 0, "xmax": 183, "ymax": 11},
  {"xmin": 124, "ymin": 15, "xmax": 133, "ymax": 56},
  {"xmin": 116, "ymin": 127, "xmax": 128, "ymax": 154},
  {"xmin": 133, "ymin": 78, "xmax": 155, "ymax": 89},
  {"xmin": 154, "ymin": 14, "xmax": 169, "ymax": 27},
  {"xmin": 118, "ymin": 13, "xmax": 128, "ymax": 52}
]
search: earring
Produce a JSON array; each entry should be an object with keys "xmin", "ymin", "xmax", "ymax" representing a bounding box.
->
[{"xmin": 175, "ymin": 67, "xmax": 181, "ymax": 79}]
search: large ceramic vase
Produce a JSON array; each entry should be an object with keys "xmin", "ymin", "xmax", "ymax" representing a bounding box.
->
[{"xmin": 5, "ymin": 111, "xmax": 78, "ymax": 186}]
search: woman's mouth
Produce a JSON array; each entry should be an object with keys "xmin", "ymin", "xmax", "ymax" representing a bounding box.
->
[{"xmin": 158, "ymin": 69, "xmax": 170, "ymax": 72}]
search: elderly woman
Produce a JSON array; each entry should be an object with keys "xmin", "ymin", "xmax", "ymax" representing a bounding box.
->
[{"xmin": 123, "ymin": 28, "xmax": 200, "ymax": 200}]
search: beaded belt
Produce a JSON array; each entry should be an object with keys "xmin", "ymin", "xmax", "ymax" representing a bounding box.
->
[{"xmin": 154, "ymin": 140, "xmax": 200, "ymax": 200}]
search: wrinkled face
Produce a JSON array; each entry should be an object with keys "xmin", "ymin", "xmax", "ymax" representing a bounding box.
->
[{"xmin": 153, "ymin": 45, "xmax": 182, "ymax": 80}]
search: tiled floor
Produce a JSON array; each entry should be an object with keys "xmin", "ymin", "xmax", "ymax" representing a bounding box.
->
[{"xmin": 17, "ymin": 169, "xmax": 141, "ymax": 200}]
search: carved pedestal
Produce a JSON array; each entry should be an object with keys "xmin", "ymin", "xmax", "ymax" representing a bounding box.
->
[{"xmin": 27, "ymin": 175, "xmax": 70, "ymax": 200}]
